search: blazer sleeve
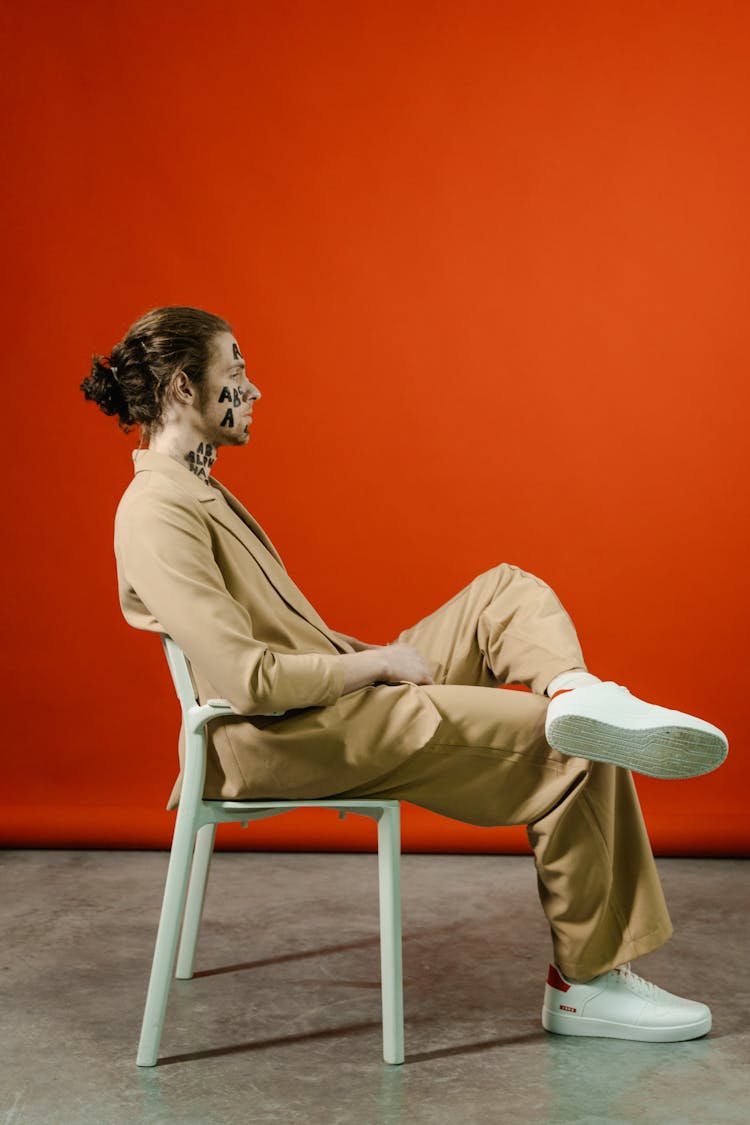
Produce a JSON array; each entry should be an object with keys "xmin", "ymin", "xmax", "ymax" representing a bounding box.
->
[{"xmin": 115, "ymin": 488, "xmax": 346, "ymax": 716}]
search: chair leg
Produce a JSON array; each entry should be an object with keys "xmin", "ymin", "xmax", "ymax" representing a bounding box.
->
[
  {"xmin": 136, "ymin": 813, "xmax": 197, "ymax": 1066},
  {"xmin": 176, "ymin": 822, "xmax": 216, "ymax": 979},
  {"xmin": 377, "ymin": 806, "xmax": 405, "ymax": 1064}
]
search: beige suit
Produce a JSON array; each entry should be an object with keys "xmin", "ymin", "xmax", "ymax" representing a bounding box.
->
[
  {"xmin": 116, "ymin": 450, "xmax": 444, "ymax": 806},
  {"xmin": 115, "ymin": 449, "xmax": 672, "ymax": 980}
]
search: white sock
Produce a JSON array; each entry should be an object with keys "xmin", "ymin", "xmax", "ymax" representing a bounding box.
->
[{"xmin": 545, "ymin": 670, "xmax": 602, "ymax": 697}]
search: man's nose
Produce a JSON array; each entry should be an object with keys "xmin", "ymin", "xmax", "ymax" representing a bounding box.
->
[{"xmin": 244, "ymin": 381, "xmax": 261, "ymax": 401}]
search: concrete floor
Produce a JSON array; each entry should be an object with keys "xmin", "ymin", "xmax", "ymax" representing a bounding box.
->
[{"xmin": 1, "ymin": 851, "xmax": 747, "ymax": 1125}]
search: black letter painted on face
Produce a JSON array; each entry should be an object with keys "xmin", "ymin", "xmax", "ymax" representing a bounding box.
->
[
  {"xmin": 218, "ymin": 386, "xmax": 232, "ymax": 403},
  {"xmin": 232, "ymin": 342, "xmax": 243, "ymax": 361},
  {"xmin": 220, "ymin": 409, "xmax": 234, "ymax": 427}
]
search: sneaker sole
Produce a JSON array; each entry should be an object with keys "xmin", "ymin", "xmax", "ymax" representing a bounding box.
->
[
  {"xmin": 546, "ymin": 716, "xmax": 728, "ymax": 780},
  {"xmin": 542, "ymin": 1004, "xmax": 712, "ymax": 1042}
]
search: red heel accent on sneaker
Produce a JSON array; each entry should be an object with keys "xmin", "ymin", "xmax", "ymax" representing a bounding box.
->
[{"xmin": 547, "ymin": 964, "xmax": 571, "ymax": 992}]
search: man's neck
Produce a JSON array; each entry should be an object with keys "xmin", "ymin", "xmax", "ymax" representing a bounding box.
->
[{"xmin": 148, "ymin": 428, "xmax": 217, "ymax": 485}]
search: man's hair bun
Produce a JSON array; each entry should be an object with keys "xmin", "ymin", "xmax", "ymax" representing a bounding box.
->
[{"xmin": 81, "ymin": 349, "xmax": 133, "ymax": 429}]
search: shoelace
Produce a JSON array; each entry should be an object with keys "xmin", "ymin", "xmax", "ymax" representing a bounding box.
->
[{"xmin": 613, "ymin": 963, "xmax": 663, "ymax": 1000}]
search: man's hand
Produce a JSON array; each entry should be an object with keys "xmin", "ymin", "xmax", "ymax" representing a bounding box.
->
[
  {"xmin": 381, "ymin": 643, "xmax": 435, "ymax": 685},
  {"xmin": 339, "ymin": 643, "xmax": 435, "ymax": 695}
]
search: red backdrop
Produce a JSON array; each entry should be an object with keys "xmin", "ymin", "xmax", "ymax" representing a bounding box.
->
[{"xmin": 2, "ymin": 0, "xmax": 748, "ymax": 854}]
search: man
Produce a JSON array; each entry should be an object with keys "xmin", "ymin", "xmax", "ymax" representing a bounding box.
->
[{"xmin": 83, "ymin": 305, "xmax": 728, "ymax": 1042}]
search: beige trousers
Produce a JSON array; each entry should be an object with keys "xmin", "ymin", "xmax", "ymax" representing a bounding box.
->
[{"xmin": 336, "ymin": 564, "xmax": 673, "ymax": 980}]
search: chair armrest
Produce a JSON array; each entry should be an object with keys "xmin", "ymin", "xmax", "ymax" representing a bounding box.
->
[
  {"xmin": 185, "ymin": 699, "xmax": 235, "ymax": 733},
  {"xmin": 185, "ymin": 699, "xmax": 287, "ymax": 734}
]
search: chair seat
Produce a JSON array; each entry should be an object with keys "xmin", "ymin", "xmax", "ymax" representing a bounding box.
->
[{"xmin": 207, "ymin": 797, "xmax": 401, "ymax": 811}]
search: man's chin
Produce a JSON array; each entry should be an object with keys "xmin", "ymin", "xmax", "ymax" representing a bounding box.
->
[{"xmin": 217, "ymin": 432, "xmax": 251, "ymax": 448}]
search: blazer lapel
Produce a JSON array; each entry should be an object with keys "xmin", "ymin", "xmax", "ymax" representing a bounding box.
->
[
  {"xmin": 209, "ymin": 479, "xmax": 286, "ymax": 566},
  {"xmin": 206, "ymin": 483, "xmax": 343, "ymax": 645},
  {"xmin": 133, "ymin": 449, "xmax": 345, "ymax": 649}
]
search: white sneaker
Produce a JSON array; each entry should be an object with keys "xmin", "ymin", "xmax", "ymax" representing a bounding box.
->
[
  {"xmin": 542, "ymin": 963, "xmax": 712, "ymax": 1042},
  {"xmin": 545, "ymin": 681, "xmax": 728, "ymax": 779}
]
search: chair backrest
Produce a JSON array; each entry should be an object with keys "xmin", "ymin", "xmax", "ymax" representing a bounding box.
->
[{"xmin": 161, "ymin": 635, "xmax": 198, "ymax": 715}]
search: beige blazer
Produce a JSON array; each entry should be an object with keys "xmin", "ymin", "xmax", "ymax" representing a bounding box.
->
[{"xmin": 114, "ymin": 450, "xmax": 441, "ymax": 806}]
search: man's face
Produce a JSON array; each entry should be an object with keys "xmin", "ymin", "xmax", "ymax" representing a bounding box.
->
[{"xmin": 197, "ymin": 331, "xmax": 261, "ymax": 448}]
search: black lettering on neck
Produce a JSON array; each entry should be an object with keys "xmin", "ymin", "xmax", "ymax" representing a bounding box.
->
[{"xmin": 185, "ymin": 444, "xmax": 216, "ymax": 481}]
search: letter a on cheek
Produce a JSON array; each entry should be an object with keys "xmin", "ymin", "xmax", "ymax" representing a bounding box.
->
[{"xmin": 220, "ymin": 409, "xmax": 234, "ymax": 427}]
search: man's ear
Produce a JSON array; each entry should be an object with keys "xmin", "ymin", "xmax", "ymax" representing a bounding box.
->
[{"xmin": 169, "ymin": 369, "xmax": 194, "ymax": 406}]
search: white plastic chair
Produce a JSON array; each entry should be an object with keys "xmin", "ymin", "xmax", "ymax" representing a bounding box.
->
[{"xmin": 136, "ymin": 635, "xmax": 404, "ymax": 1067}]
